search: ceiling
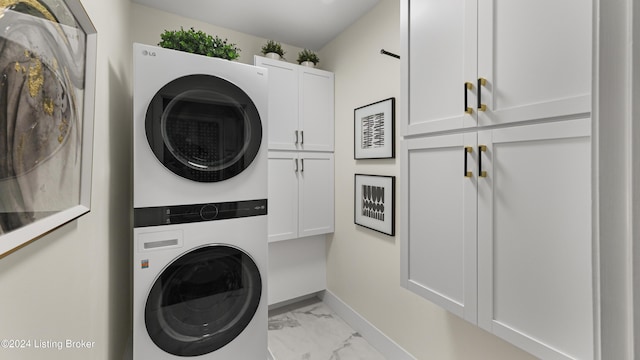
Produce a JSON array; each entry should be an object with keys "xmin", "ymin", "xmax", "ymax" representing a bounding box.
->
[{"xmin": 131, "ymin": 0, "xmax": 381, "ymax": 50}]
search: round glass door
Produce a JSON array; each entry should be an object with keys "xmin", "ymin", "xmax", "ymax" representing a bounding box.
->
[
  {"xmin": 145, "ymin": 245, "xmax": 262, "ymax": 356},
  {"xmin": 145, "ymin": 74, "xmax": 262, "ymax": 182}
]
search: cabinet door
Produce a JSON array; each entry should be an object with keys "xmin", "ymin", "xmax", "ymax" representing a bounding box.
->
[
  {"xmin": 402, "ymin": 0, "xmax": 477, "ymax": 135},
  {"xmin": 299, "ymin": 68, "xmax": 334, "ymax": 151},
  {"xmin": 477, "ymin": 0, "xmax": 592, "ymax": 127},
  {"xmin": 298, "ymin": 152, "xmax": 334, "ymax": 238},
  {"xmin": 401, "ymin": 133, "xmax": 477, "ymax": 323},
  {"xmin": 255, "ymin": 56, "xmax": 299, "ymax": 150},
  {"xmin": 267, "ymin": 152, "xmax": 299, "ymax": 242},
  {"xmin": 477, "ymin": 119, "xmax": 593, "ymax": 360}
]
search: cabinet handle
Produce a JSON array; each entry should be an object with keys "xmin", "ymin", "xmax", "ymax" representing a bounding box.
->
[
  {"xmin": 478, "ymin": 78, "xmax": 487, "ymax": 112},
  {"xmin": 295, "ymin": 130, "xmax": 299, "ymax": 144},
  {"xmin": 294, "ymin": 158, "xmax": 299, "ymax": 172},
  {"xmin": 464, "ymin": 82, "xmax": 473, "ymax": 114},
  {"xmin": 478, "ymin": 145, "xmax": 487, "ymax": 178},
  {"xmin": 464, "ymin": 146, "xmax": 472, "ymax": 178},
  {"xmin": 301, "ymin": 130, "xmax": 304, "ymax": 145},
  {"xmin": 301, "ymin": 158, "xmax": 305, "ymax": 172}
]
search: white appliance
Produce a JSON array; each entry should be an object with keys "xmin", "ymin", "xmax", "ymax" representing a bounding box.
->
[
  {"xmin": 132, "ymin": 43, "xmax": 268, "ymax": 359},
  {"xmin": 133, "ymin": 43, "xmax": 268, "ymax": 209},
  {"xmin": 133, "ymin": 214, "xmax": 267, "ymax": 359}
]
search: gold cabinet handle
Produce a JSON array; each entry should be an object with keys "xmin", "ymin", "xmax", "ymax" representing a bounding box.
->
[
  {"xmin": 478, "ymin": 78, "xmax": 487, "ymax": 112},
  {"xmin": 464, "ymin": 82, "xmax": 473, "ymax": 114},
  {"xmin": 464, "ymin": 146, "xmax": 473, "ymax": 177},
  {"xmin": 479, "ymin": 145, "xmax": 487, "ymax": 178}
]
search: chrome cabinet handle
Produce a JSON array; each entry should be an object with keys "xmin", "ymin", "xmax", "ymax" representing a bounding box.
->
[
  {"xmin": 294, "ymin": 158, "xmax": 299, "ymax": 172},
  {"xmin": 295, "ymin": 130, "xmax": 299, "ymax": 144}
]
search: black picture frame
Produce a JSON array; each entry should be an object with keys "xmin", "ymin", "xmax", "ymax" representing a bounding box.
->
[
  {"xmin": 354, "ymin": 97, "xmax": 395, "ymax": 159},
  {"xmin": 354, "ymin": 174, "xmax": 395, "ymax": 236}
]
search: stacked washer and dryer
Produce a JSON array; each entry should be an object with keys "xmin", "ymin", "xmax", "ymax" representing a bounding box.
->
[{"xmin": 132, "ymin": 43, "xmax": 268, "ymax": 359}]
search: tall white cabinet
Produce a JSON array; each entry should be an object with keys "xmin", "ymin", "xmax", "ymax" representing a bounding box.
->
[
  {"xmin": 255, "ymin": 56, "xmax": 335, "ymax": 305},
  {"xmin": 401, "ymin": 1, "xmax": 594, "ymax": 359}
]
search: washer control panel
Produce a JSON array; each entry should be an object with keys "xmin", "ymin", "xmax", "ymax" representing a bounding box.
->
[{"xmin": 134, "ymin": 199, "xmax": 267, "ymax": 227}]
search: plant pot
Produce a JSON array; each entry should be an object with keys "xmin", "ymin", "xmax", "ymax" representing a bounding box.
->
[
  {"xmin": 265, "ymin": 52, "xmax": 281, "ymax": 60},
  {"xmin": 301, "ymin": 61, "xmax": 316, "ymax": 68}
]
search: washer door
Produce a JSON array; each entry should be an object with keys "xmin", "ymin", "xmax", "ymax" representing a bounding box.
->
[
  {"xmin": 145, "ymin": 245, "xmax": 262, "ymax": 356},
  {"xmin": 145, "ymin": 74, "xmax": 262, "ymax": 182}
]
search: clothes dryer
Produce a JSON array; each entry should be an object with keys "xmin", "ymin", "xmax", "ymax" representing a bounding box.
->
[
  {"xmin": 133, "ymin": 43, "xmax": 268, "ymax": 208},
  {"xmin": 133, "ymin": 201, "xmax": 267, "ymax": 359},
  {"xmin": 132, "ymin": 43, "xmax": 269, "ymax": 359}
]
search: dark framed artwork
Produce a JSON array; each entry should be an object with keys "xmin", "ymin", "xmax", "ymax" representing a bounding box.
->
[
  {"xmin": 354, "ymin": 97, "xmax": 395, "ymax": 159},
  {"xmin": 0, "ymin": 0, "xmax": 97, "ymax": 257},
  {"xmin": 354, "ymin": 174, "xmax": 395, "ymax": 236}
]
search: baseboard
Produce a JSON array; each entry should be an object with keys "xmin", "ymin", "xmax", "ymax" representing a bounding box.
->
[
  {"xmin": 268, "ymin": 292, "xmax": 321, "ymax": 312},
  {"xmin": 319, "ymin": 290, "xmax": 416, "ymax": 360}
]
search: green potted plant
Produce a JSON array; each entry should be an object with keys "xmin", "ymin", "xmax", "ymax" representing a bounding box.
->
[
  {"xmin": 158, "ymin": 27, "xmax": 241, "ymax": 61},
  {"xmin": 261, "ymin": 40, "xmax": 285, "ymax": 60},
  {"xmin": 297, "ymin": 49, "xmax": 319, "ymax": 67}
]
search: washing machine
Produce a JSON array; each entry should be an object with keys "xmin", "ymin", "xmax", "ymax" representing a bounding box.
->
[
  {"xmin": 133, "ymin": 43, "xmax": 268, "ymax": 209},
  {"xmin": 133, "ymin": 208, "xmax": 267, "ymax": 359},
  {"xmin": 132, "ymin": 43, "xmax": 268, "ymax": 359}
]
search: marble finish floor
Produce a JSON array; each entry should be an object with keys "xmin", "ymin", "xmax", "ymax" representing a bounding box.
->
[{"xmin": 268, "ymin": 298, "xmax": 386, "ymax": 360}]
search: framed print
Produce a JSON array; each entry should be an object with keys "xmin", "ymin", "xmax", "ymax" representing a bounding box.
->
[
  {"xmin": 354, "ymin": 174, "xmax": 395, "ymax": 236},
  {"xmin": 0, "ymin": 0, "xmax": 97, "ymax": 257},
  {"xmin": 354, "ymin": 97, "xmax": 395, "ymax": 159}
]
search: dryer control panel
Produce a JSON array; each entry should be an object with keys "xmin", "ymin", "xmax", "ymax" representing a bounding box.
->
[{"xmin": 134, "ymin": 199, "xmax": 267, "ymax": 228}]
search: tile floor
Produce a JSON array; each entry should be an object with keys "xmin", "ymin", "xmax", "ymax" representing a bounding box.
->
[{"xmin": 267, "ymin": 298, "xmax": 386, "ymax": 360}]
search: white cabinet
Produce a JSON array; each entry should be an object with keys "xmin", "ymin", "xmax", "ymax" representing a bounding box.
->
[
  {"xmin": 402, "ymin": 0, "xmax": 591, "ymax": 135},
  {"xmin": 267, "ymin": 152, "xmax": 299, "ymax": 242},
  {"xmin": 401, "ymin": 0, "xmax": 595, "ymax": 358},
  {"xmin": 401, "ymin": 132, "xmax": 478, "ymax": 323},
  {"xmin": 268, "ymin": 151, "xmax": 334, "ymax": 242},
  {"xmin": 401, "ymin": 119, "xmax": 593, "ymax": 359},
  {"xmin": 298, "ymin": 68, "xmax": 334, "ymax": 151},
  {"xmin": 477, "ymin": 119, "xmax": 593, "ymax": 360},
  {"xmin": 255, "ymin": 56, "xmax": 334, "ymax": 151},
  {"xmin": 256, "ymin": 57, "xmax": 298, "ymax": 149},
  {"xmin": 257, "ymin": 57, "xmax": 335, "ymax": 305},
  {"xmin": 403, "ymin": 0, "xmax": 476, "ymax": 134}
]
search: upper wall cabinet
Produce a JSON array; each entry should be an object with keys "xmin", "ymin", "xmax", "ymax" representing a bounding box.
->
[
  {"xmin": 401, "ymin": 0, "xmax": 592, "ymax": 136},
  {"xmin": 255, "ymin": 56, "xmax": 335, "ymax": 151}
]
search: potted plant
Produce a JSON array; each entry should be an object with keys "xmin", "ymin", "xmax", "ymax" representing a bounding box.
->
[
  {"xmin": 261, "ymin": 40, "xmax": 285, "ymax": 60},
  {"xmin": 297, "ymin": 49, "xmax": 319, "ymax": 67},
  {"xmin": 158, "ymin": 27, "xmax": 241, "ymax": 61}
]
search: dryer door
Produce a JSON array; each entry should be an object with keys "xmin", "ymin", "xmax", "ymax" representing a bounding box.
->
[
  {"xmin": 145, "ymin": 245, "xmax": 262, "ymax": 356},
  {"xmin": 145, "ymin": 74, "xmax": 262, "ymax": 182}
]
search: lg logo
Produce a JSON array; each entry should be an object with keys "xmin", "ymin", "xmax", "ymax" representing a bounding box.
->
[{"xmin": 142, "ymin": 50, "xmax": 156, "ymax": 57}]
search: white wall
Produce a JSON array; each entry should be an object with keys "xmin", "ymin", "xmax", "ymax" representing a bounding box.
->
[
  {"xmin": 0, "ymin": 0, "xmax": 132, "ymax": 359},
  {"xmin": 131, "ymin": 4, "xmax": 304, "ymax": 66},
  {"xmin": 320, "ymin": 1, "xmax": 537, "ymax": 358}
]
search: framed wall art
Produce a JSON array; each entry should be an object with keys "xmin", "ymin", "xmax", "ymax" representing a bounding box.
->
[
  {"xmin": 0, "ymin": 0, "xmax": 97, "ymax": 257},
  {"xmin": 354, "ymin": 97, "xmax": 395, "ymax": 159},
  {"xmin": 354, "ymin": 174, "xmax": 395, "ymax": 236}
]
